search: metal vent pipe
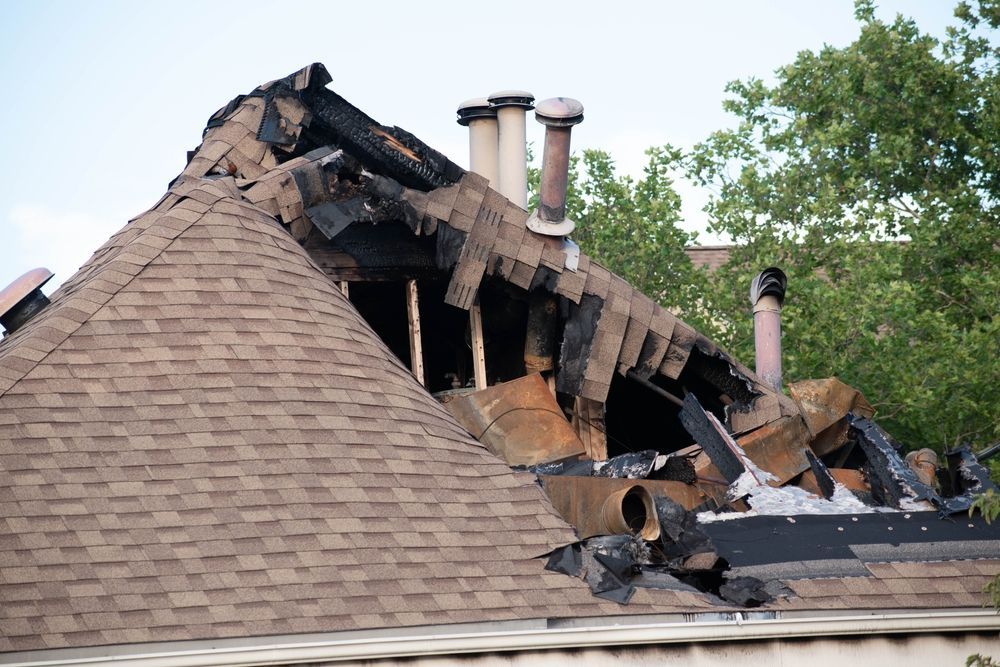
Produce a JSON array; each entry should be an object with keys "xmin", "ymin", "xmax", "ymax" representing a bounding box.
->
[
  {"xmin": 456, "ymin": 98, "xmax": 499, "ymax": 189},
  {"xmin": 528, "ymin": 97, "xmax": 584, "ymax": 237},
  {"xmin": 749, "ymin": 267, "xmax": 787, "ymax": 392},
  {"xmin": 488, "ymin": 90, "xmax": 534, "ymax": 209},
  {"xmin": 0, "ymin": 268, "xmax": 54, "ymax": 336}
]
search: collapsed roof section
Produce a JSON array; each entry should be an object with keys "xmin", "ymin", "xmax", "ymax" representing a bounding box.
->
[
  {"xmin": 174, "ymin": 63, "xmax": 999, "ymax": 604},
  {"xmin": 184, "ymin": 62, "xmax": 797, "ymax": 444}
]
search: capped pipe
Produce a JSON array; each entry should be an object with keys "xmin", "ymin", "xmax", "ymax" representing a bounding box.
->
[
  {"xmin": 456, "ymin": 98, "xmax": 499, "ymax": 189},
  {"xmin": 749, "ymin": 267, "xmax": 787, "ymax": 392},
  {"xmin": 528, "ymin": 97, "xmax": 584, "ymax": 237},
  {"xmin": 0, "ymin": 268, "xmax": 53, "ymax": 336},
  {"xmin": 488, "ymin": 90, "xmax": 533, "ymax": 209}
]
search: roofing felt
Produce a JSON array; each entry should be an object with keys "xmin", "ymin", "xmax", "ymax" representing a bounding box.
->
[{"xmin": 1, "ymin": 63, "xmax": 997, "ymax": 653}]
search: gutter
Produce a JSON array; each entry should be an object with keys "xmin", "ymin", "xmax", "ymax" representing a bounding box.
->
[{"xmin": 5, "ymin": 610, "xmax": 999, "ymax": 667}]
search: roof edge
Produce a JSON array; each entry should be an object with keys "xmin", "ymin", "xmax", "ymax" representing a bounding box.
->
[{"xmin": 4, "ymin": 610, "xmax": 997, "ymax": 667}]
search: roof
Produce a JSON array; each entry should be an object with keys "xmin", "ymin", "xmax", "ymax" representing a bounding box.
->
[
  {"xmin": 685, "ymin": 245, "xmax": 732, "ymax": 272},
  {"xmin": 0, "ymin": 160, "xmax": 709, "ymax": 654},
  {"xmin": 1, "ymin": 63, "xmax": 997, "ymax": 656}
]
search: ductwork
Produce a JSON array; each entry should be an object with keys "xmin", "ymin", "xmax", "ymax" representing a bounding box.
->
[
  {"xmin": 524, "ymin": 288, "xmax": 557, "ymax": 374},
  {"xmin": 749, "ymin": 267, "xmax": 787, "ymax": 392},
  {"xmin": 0, "ymin": 268, "xmax": 54, "ymax": 336},
  {"xmin": 527, "ymin": 97, "xmax": 584, "ymax": 237},
  {"xmin": 539, "ymin": 476, "xmax": 661, "ymax": 540},
  {"xmin": 456, "ymin": 98, "xmax": 499, "ymax": 189},
  {"xmin": 488, "ymin": 90, "xmax": 534, "ymax": 209}
]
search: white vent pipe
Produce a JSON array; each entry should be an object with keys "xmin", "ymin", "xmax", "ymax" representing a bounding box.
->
[
  {"xmin": 456, "ymin": 98, "xmax": 498, "ymax": 189},
  {"xmin": 488, "ymin": 90, "xmax": 534, "ymax": 209}
]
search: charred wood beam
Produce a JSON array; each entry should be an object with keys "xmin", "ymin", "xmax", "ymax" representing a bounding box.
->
[
  {"xmin": 302, "ymin": 87, "xmax": 463, "ymax": 190},
  {"xmin": 849, "ymin": 415, "xmax": 937, "ymax": 509},
  {"xmin": 678, "ymin": 394, "xmax": 745, "ymax": 485}
]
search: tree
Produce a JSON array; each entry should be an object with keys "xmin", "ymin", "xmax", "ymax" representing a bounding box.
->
[
  {"xmin": 555, "ymin": 0, "xmax": 998, "ymax": 454},
  {"xmin": 528, "ymin": 146, "xmax": 707, "ymax": 317}
]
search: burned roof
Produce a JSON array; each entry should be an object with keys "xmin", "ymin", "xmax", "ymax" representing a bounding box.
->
[{"xmin": 1, "ymin": 63, "xmax": 998, "ymax": 654}]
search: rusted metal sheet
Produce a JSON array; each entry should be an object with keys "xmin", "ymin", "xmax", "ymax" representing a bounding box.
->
[
  {"xmin": 809, "ymin": 418, "xmax": 850, "ymax": 458},
  {"xmin": 445, "ymin": 373, "xmax": 585, "ymax": 466},
  {"xmin": 694, "ymin": 415, "xmax": 811, "ymax": 489},
  {"xmin": 789, "ymin": 377, "xmax": 875, "ymax": 437},
  {"xmin": 797, "ymin": 467, "xmax": 870, "ymax": 496},
  {"xmin": 538, "ymin": 475, "xmax": 706, "ymax": 540}
]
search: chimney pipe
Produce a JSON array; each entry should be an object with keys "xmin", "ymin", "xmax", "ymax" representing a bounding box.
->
[
  {"xmin": 488, "ymin": 90, "xmax": 534, "ymax": 209},
  {"xmin": 0, "ymin": 268, "xmax": 54, "ymax": 336},
  {"xmin": 528, "ymin": 97, "xmax": 584, "ymax": 237},
  {"xmin": 749, "ymin": 267, "xmax": 787, "ymax": 392},
  {"xmin": 456, "ymin": 98, "xmax": 499, "ymax": 189}
]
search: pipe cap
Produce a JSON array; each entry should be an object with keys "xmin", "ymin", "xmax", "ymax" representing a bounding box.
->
[
  {"xmin": 456, "ymin": 97, "xmax": 496, "ymax": 126},
  {"xmin": 749, "ymin": 267, "xmax": 787, "ymax": 306},
  {"xmin": 488, "ymin": 90, "xmax": 535, "ymax": 110},
  {"xmin": 0, "ymin": 268, "xmax": 53, "ymax": 318},
  {"xmin": 535, "ymin": 97, "xmax": 584, "ymax": 127}
]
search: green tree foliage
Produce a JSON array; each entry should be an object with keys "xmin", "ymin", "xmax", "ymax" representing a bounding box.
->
[
  {"xmin": 528, "ymin": 147, "xmax": 706, "ymax": 315},
  {"xmin": 552, "ymin": 0, "xmax": 998, "ymax": 453}
]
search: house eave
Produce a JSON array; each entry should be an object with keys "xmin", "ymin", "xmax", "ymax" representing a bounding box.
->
[{"xmin": 4, "ymin": 609, "xmax": 998, "ymax": 667}]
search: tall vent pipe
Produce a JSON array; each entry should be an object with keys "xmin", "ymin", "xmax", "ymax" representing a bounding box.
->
[
  {"xmin": 527, "ymin": 97, "xmax": 584, "ymax": 237},
  {"xmin": 523, "ymin": 98, "xmax": 585, "ymax": 376},
  {"xmin": 749, "ymin": 267, "xmax": 787, "ymax": 392},
  {"xmin": 488, "ymin": 90, "xmax": 534, "ymax": 209},
  {"xmin": 456, "ymin": 98, "xmax": 499, "ymax": 189}
]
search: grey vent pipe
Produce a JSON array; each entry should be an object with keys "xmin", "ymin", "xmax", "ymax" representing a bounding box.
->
[
  {"xmin": 749, "ymin": 267, "xmax": 787, "ymax": 392},
  {"xmin": 488, "ymin": 90, "xmax": 534, "ymax": 209},
  {"xmin": 456, "ymin": 98, "xmax": 499, "ymax": 189}
]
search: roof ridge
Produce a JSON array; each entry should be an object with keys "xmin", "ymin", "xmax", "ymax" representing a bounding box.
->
[{"xmin": 0, "ymin": 180, "xmax": 242, "ymax": 399}]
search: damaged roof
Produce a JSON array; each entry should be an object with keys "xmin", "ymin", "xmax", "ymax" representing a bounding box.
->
[{"xmin": 1, "ymin": 63, "xmax": 998, "ymax": 654}]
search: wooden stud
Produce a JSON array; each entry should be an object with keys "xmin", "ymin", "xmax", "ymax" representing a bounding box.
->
[
  {"xmin": 406, "ymin": 280, "xmax": 425, "ymax": 387},
  {"xmin": 470, "ymin": 298, "xmax": 487, "ymax": 390},
  {"xmin": 572, "ymin": 396, "xmax": 608, "ymax": 461},
  {"xmin": 338, "ymin": 281, "xmax": 349, "ymax": 298}
]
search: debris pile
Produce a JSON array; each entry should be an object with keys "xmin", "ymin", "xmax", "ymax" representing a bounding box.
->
[{"xmin": 447, "ymin": 374, "xmax": 998, "ymax": 607}]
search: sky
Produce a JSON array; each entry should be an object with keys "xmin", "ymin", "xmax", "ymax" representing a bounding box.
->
[{"xmin": 0, "ymin": 0, "xmax": 959, "ymax": 289}]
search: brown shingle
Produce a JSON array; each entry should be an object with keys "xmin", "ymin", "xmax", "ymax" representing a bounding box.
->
[{"xmin": 0, "ymin": 180, "xmax": 695, "ymax": 652}]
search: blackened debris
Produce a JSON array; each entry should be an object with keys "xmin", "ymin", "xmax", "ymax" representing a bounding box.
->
[
  {"xmin": 805, "ymin": 450, "xmax": 836, "ymax": 500},
  {"xmin": 940, "ymin": 444, "xmax": 999, "ymax": 514},
  {"xmin": 654, "ymin": 496, "xmax": 714, "ymax": 560},
  {"xmin": 651, "ymin": 455, "xmax": 697, "ymax": 484},
  {"xmin": 545, "ymin": 542, "xmax": 583, "ymax": 577},
  {"xmin": 679, "ymin": 394, "xmax": 745, "ymax": 484},
  {"xmin": 528, "ymin": 459, "xmax": 594, "ymax": 477},
  {"xmin": 850, "ymin": 414, "xmax": 937, "ymax": 509},
  {"xmin": 556, "ymin": 294, "xmax": 605, "ymax": 397},
  {"xmin": 720, "ymin": 576, "xmax": 790, "ymax": 607},
  {"xmin": 947, "ymin": 444, "xmax": 997, "ymax": 496},
  {"xmin": 594, "ymin": 450, "xmax": 659, "ymax": 479},
  {"xmin": 435, "ymin": 223, "xmax": 467, "ymax": 271},
  {"xmin": 582, "ymin": 536, "xmax": 643, "ymax": 604},
  {"xmin": 304, "ymin": 85, "xmax": 460, "ymax": 190}
]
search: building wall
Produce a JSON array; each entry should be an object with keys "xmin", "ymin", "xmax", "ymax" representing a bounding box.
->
[{"xmin": 337, "ymin": 633, "xmax": 1000, "ymax": 667}]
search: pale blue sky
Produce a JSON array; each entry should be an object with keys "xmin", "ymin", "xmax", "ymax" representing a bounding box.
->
[{"xmin": 0, "ymin": 1, "xmax": 958, "ymax": 289}]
